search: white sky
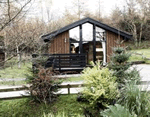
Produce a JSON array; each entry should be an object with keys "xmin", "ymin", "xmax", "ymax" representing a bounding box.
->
[
  {"xmin": 28, "ymin": 0, "xmax": 126, "ymax": 22},
  {"xmin": 27, "ymin": 0, "xmax": 126, "ymax": 39}
]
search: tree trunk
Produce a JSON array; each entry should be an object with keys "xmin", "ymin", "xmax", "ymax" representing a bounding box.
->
[
  {"xmin": 132, "ymin": 23, "xmax": 138, "ymax": 47},
  {"xmin": 139, "ymin": 23, "xmax": 143, "ymax": 46},
  {"xmin": 16, "ymin": 46, "xmax": 21, "ymax": 69}
]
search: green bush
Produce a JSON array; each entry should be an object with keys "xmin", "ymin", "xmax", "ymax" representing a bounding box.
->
[
  {"xmin": 118, "ymin": 82, "xmax": 150, "ymax": 117},
  {"xmin": 125, "ymin": 67, "xmax": 140, "ymax": 84},
  {"xmin": 79, "ymin": 62, "xmax": 119, "ymax": 116},
  {"xmin": 101, "ymin": 104, "xmax": 137, "ymax": 117},
  {"xmin": 108, "ymin": 46, "xmax": 140, "ymax": 88},
  {"xmin": 32, "ymin": 55, "xmax": 49, "ymax": 68}
]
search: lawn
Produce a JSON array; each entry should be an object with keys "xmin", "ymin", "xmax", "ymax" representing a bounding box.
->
[
  {"xmin": 64, "ymin": 76, "xmax": 83, "ymax": 82},
  {"xmin": 0, "ymin": 59, "xmax": 84, "ymax": 85},
  {"xmin": 0, "ymin": 62, "xmax": 32, "ymax": 79},
  {"xmin": 1, "ymin": 49, "xmax": 150, "ymax": 80},
  {"xmin": 0, "ymin": 95, "xmax": 84, "ymax": 117},
  {"xmin": 128, "ymin": 49, "xmax": 150, "ymax": 63}
]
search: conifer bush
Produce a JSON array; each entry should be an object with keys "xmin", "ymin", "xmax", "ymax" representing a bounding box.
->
[{"xmin": 108, "ymin": 46, "xmax": 140, "ymax": 87}]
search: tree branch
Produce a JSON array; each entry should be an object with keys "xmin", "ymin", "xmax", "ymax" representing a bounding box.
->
[
  {"xmin": 7, "ymin": 0, "xmax": 11, "ymax": 21},
  {"xmin": 0, "ymin": 0, "xmax": 32, "ymax": 32}
]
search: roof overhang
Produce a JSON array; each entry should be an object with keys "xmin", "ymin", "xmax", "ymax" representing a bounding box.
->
[{"xmin": 41, "ymin": 17, "xmax": 132, "ymax": 42}]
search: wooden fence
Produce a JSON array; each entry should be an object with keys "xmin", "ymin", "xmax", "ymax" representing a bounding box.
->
[
  {"xmin": 1, "ymin": 82, "xmax": 150, "ymax": 100},
  {"xmin": 0, "ymin": 82, "xmax": 84, "ymax": 100}
]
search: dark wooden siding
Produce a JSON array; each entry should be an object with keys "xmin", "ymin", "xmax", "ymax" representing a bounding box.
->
[
  {"xmin": 48, "ymin": 30, "xmax": 125, "ymax": 63},
  {"xmin": 106, "ymin": 30, "xmax": 125, "ymax": 62},
  {"xmin": 48, "ymin": 31, "xmax": 69, "ymax": 54}
]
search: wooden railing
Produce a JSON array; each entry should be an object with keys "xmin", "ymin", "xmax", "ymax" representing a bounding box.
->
[
  {"xmin": 52, "ymin": 54, "xmax": 86, "ymax": 71},
  {"xmin": 32, "ymin": 53, "xmax": 87, "ymax": 71}
]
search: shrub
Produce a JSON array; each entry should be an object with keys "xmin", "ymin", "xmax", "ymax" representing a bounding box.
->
[
  {"xmin": 125, "ymin": 67, "xmax": 140, "ymax": 84},
  {"xmin": 109, "ymin": 47, "xmax": 131, "ymax": 86},
  {"xmin": 101, "ymin": 104, "xmax": 137, "ymax": 117},
  {"xmin": 118, "ymin": 82, "xmax": 150, "ymax": 117},
  {"xmin": 29, "ymin": 67, "xmax": 61, "ymax": 103},
  {"xmin": 109, "ymin": 46, "xmax": 140, "ymax": 88},
  {"xmin": 79, "ymin": 62, "xmax": 119, "ymax": 116}
]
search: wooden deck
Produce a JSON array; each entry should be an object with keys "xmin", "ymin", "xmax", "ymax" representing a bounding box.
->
[{"xmin": 45, "ymin": 54, "xmax": 86, "ymax": 72}]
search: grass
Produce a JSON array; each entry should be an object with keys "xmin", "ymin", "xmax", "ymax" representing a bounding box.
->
[
  {"xmin": 128, "ymin": 49, "xmax": 150, "ymax": 64},
  {"xmin": 0, "ymin": 95, "xmax": 84, "ymax": 117},
  {"xmin": 0, "ymin": 62, "xmax": 32, "ymax": 79},
  {"xmin": 130, "ymin": 49, "xmax": 150, "ymax": 58},
  {"xmin": 64, "ymin": 76, "xmax": 83, "ymax": 82},
  {"xmin": 127, "ymin": 41, "xmax": 150, "ymax": 50},
  {"xmin": 0, "ymin": 80, "xmax": 27, "ymax": 86}
]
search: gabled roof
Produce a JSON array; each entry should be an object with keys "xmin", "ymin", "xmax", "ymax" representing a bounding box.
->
[{"xmin": 41, "ymin": 17, "xmax": 132, "ymax": 42}]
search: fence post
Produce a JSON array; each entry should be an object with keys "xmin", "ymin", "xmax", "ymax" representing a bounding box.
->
[
  {"xmin": 67, "ymin": 84, "xmax": 70, "ymax": 94},
  {"xmin": 59, "ymin": 55, "xmax": 61, "ymax": 71}
]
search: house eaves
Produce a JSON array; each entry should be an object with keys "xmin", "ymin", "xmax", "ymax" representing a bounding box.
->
[{"xmin": 41, "ymin": 17, "xmax": 132, "ymax": 42}]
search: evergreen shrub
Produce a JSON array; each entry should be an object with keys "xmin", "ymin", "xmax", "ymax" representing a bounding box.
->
[
  {"xmin": 79, "ymin": 62, "xmax": 119, "ymax": 116},
  {"xmin": 109, "ymin": 46, "xmax": 140, "ymax": 87}
]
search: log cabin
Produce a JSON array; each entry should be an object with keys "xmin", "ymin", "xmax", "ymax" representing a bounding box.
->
[{"xmin": 39, "ymin": 17, "xmax": 132, "ymax": 72}]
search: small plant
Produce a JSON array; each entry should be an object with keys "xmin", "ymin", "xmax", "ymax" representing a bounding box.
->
[
  {"xmin": 118, "ymin": 82, "xmax": 150, "ymax": 117},
  {"xmin": 43, "ymin": 112, "xmax": 84, "ymax": 117},
  {"xmin": 78, "ymin": 62, "xmax": 119, "ymax": 116},
  {"xmin": 29, "ymin": 67, "xmax": 61, "ymax": 103},
  {"xmin": 32, "ymin": 55, "xmax": 49, "ymax": 69},
  {"xmin": 101, "ymin": 104, "xmax": 137, "ymax": 117},
  {"xmin": 109, "ymin": 46, "xmax": 140, "ymax": 88}
]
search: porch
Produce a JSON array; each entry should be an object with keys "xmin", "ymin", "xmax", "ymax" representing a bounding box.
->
[{"xmin": 32, "ymin": 53, "xmax": 87, "ymax": 72}]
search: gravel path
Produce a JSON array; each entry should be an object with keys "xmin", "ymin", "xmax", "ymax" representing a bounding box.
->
[{"xmin": 132, "ymin": 64, "xmax": 150, "ymax": 81}]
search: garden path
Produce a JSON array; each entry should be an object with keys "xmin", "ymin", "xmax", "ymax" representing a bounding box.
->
[{"xmin": 132, "ymin": 64, "xmax": 150, "ymax": 83}]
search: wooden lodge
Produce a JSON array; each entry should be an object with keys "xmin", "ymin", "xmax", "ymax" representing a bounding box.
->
[{"xmin": 39, "ymin": 17, "xmax": 132, "ymax": 72}]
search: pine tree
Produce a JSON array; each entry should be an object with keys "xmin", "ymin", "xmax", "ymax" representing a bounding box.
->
[
  {"xmin": 108, "ymin": 46, "xmax": 140, "ymax": 88},
  {"xmin": 108, "ymin": 46, "xmax": 131, "ymax": 87}
]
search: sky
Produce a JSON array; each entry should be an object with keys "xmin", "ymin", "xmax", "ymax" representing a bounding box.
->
[
  {"xmin": 28, "ymin": 0, "xmax": 126, "ymax": 22},
  {"xmin": 26, "ymin": 0, "xmax": 127, "ymax": 40}
]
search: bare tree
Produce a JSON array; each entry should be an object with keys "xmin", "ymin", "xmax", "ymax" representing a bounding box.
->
[
  {"xmin": 3, "ymin": 18, "xmax": 45, "ymax": 68},
  {"xmin": 124, "ymin": 0, "xmax": 150, "ymax": 46},
  {"xmin": 0, "ymin": 0, "xmax": 32, "ymax": 33},
  {"xmin": 136, "ymin": 0, "xmax": 150, "ymax": 45},
  {"xmin": 72, "ymin": 0, "xmax": 87, "ymax": 20}
]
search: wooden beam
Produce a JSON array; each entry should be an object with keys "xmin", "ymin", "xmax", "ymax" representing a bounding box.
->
[
  {"xmin": 79, "ymin": 25, "xmax": 83, "ymax": 53},
  {"xmin": 93, "ymin": 24, "xmax": 96, "ymax": 62}
]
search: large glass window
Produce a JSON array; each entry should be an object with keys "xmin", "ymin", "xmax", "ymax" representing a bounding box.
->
[
  {"xmin": 69, "ymin": 23, "xmax": 106, "ymax": 64},
  {"xmin": 69, "ymin": 26, "xmax": 80, "ymax": 41},
  {"xmin": 82, "ymin": 23, "xmax": 93, "ymax": 41}
]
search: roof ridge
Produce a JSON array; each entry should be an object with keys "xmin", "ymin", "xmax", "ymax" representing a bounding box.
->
[{"xmin": 42, "ymin": 17, "xmax": 132, "ymax": 42}]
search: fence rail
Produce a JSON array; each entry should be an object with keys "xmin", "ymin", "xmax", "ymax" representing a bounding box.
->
[
  {"xmin": 1, "ymin": 82, "xmax": 150, "ymax": 100},
  {"xmin": 0, "ymin": 82, "xmax": 84, "ymax": 100}
]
